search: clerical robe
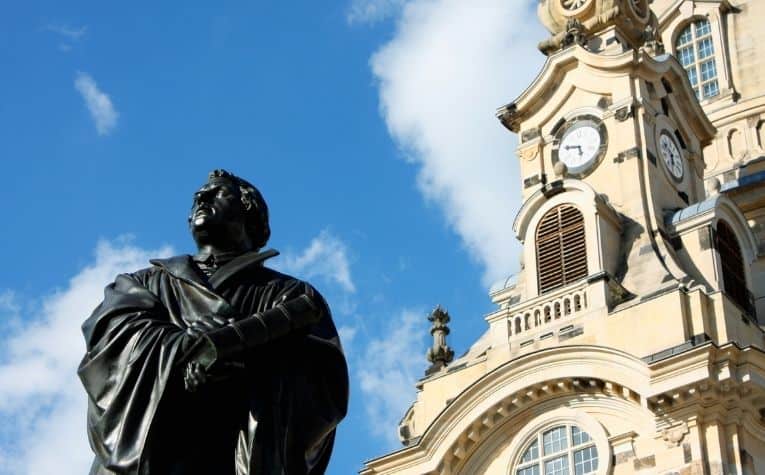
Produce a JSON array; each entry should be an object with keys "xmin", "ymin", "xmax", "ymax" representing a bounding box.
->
[{"xmin": 78, "ymin": 251, "xmax": 348, "ymax": 475}]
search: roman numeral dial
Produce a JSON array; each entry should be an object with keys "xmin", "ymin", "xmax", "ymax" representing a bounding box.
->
[{"xmin": 659, "ymin": 131, "xmax": 684, "ymax": 182}]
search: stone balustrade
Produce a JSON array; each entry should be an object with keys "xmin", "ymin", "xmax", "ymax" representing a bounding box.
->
[{"xmin": 486, "ymin": 279, "xmax": 599, "ymax": 348}]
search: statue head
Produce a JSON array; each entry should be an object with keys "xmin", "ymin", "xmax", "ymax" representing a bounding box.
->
[{"xmin": 189, "ymin": 169, "xmax": 270, "ymax": 253}]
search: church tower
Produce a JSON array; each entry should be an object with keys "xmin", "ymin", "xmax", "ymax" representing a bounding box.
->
[{"xmin": 362, "ymin": 1, "xmax": 765, "ymax": 474}]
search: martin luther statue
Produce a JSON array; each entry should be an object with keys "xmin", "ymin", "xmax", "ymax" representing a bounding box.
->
[{"xmin": 78, "ymin": 170, "xmax": 348, "ymax": 474}]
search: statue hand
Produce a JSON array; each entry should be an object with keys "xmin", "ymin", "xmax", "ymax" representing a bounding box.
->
[
  {"xmin": 185, "ymin": 288, "xmax": 324, "ymax": 374},
  {"xmin": 182, "ymin": 314, "xmax": 245, "ymax": 392},
  {"xmin": 186, "ymin": 314, "xmax": 231, "ymax": 339},
  {"xmin": 184, "ymin": 361, "xmax": 207, "ymax": 392},
  {"xmin": 184, "ymin": 358, "xmax": 245, "ymax": 392}
]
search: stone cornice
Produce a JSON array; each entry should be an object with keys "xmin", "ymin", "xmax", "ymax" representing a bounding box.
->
[
  {"xmin": 497, "ymin": 46, "xmax": 716, "ymax": 147},
  {"xmin": 362, "ymin": 345, "xmax": 648, "ymax": 474},
  {"xmin": 362, "ymin": 343, "xmax": 765, "ymax": 474},
  {"xmin": 647, "ymin": 344, "xmax": 765, "ymax": 419}
]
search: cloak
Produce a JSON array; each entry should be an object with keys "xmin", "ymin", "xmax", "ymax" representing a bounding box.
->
[{"xmin": 78, "ymin": 250, "xmax": 348, "ymax": 475}]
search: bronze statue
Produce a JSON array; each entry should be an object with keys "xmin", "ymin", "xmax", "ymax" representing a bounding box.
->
[{"xmin": 78, "ymin": 170, "xmax": 348, "ymax": 474}]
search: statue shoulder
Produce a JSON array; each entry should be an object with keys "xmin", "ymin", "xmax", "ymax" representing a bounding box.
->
[
  {"xmin": 114, "ymin": 254, "xmax": 189, "ymax": 287},
  {"xmin": 106, "ymin": 264, "xmax": 163, "ymax": 291},
  {"xmin": 259, "ymin": 266, "xmax": 325, "ymax": 299}
]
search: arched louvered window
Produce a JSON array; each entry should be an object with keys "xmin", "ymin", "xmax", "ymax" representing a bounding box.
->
[
  {"xmin": 675, "ymin": 18, "xmax": 719, "ymax": 100},
  {"xmin": 716, "ymin": 220, "xmax": 749, "ymax": 313},
  {"xmin": 536, "ymin": 205, "xmax": 588, "ymax": 294}
]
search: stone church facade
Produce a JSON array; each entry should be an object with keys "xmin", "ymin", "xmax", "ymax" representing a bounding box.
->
[{"xmin": 361, "ymin": 1, "xmax": 765, "ymax": 474}]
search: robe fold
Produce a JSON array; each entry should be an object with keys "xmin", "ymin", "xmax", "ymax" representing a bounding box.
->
[{"xmin": 78, "ymin": 250, "xmax": 348, "ymax": 475}]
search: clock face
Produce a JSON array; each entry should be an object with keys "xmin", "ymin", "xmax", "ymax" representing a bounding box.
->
[
  {"xmin": 558, "ymin": 121, "xmax": 602, "ymax": 174},
  {"xmin": 659, "ymin": 131, "xmax": 684, "ymax": 181}
]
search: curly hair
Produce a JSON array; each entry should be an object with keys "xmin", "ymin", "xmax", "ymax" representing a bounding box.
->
[{"xmin": 207, "ymin": 169, "xmax": 271, "ymax": 250}]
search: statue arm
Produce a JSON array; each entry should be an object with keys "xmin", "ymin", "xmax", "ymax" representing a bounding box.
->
[
  {"xmin": 179, "ymin": 283, "xmax": 325, "ymax": 391},
  {"xmin": 79, "ymin": 272, "xmax": 195, "ymax": 472},
  {"xmin": 207, "ymin": 291, "xmax": 322, "ymax": 357}
]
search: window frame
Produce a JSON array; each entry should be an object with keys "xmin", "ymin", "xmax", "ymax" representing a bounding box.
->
[
  {"xmin": 663, "ymin": 4, "xmax": 736, "ymax": 107},
  {"xmin": 674, "ymin": 17, "xmax": 720, "ymax": 100},
  {"xmin": 507, "ymin": 408, "xmax": 611, "ymax": 475},
  {"xmin": 535, "ymin": 204, "xmax": 588, "ymax": 295},
  {"xmin": 716, "ymin": 219, "xmax": 754, "ymax": 316},
  {"xmin": 516, "ymin": 180, "xmax": 622, "ymax": 301},
  {"xmin": 515, "ymin": 424, "xmax": 599, "ymax": 475}
]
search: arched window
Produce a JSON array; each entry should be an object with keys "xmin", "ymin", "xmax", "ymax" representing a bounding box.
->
[
  {"xmin": 536, "ymin": 205, "xmax": 587, "ymax": 294},
  {"xmin": 515, "ymin": 425, "xmax": 598, "ymax": 475},
  {"xmin": 675, "ymin": 18, "xmax": 719, "ymax": 100},
  {"xmin": 716, "ymin": 220, "xmax": 750, "ymax": 313}
]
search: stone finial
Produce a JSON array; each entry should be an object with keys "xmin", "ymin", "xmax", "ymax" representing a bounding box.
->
[{"xmin": 426, "ymin": 306, "xmax": 455, "ymax": 372}]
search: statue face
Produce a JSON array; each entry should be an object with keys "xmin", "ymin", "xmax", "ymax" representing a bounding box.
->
[{"xmin": 189, "ymin": 179, "xmax": 248, "ymax": 247}]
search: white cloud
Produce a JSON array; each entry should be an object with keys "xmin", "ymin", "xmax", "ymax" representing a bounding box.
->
[
  {"xmin": 370, "ymin": 0, "xmax": 547, "ymax": 286},
  {"xmin": 74, "ymin": 72, "xmax": 118, "ymax": 136},
  {"xmin": 277, "ymin": 229, "xmax": 356, "ymax": 293},
  {"xmin": 0, "ymin": 291, "xmax": 19, "ymax": 316},
  {"xmin": 357, "ymin": 309, "xmax": 427, "ymax": 444},
  {"xmin": 347, "ymin": 0, "xmax": 406, "ymax": 24},
  {"xmin": 337, "ymin": 324, "xmax": 358, "ymax": 356},
  {"xmin": 44, "ymin": 24, "xmax": 86, "ymax": 54},
  {"xmin": 0, "ymin": 239, "xmax": 173, "ymax": 475},
  {"xmin": 44, "ymin": 24, "xmax": 87, "ymax": 40}
]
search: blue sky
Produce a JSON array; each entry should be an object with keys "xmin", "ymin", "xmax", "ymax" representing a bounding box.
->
[{"xmin": 0, "ymin": 1, "xmax": 546, "ymax": 473}]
